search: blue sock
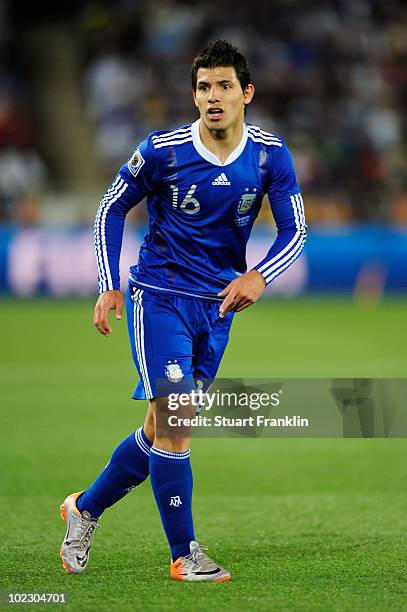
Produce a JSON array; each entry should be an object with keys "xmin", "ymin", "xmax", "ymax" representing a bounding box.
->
[
  {"xmin": 149, "ymin": 447, "xmax": 195, "ymax": 561},
  {"xmin": 77, "ymin": 427, "xmax": 152, "ymax": 518}
]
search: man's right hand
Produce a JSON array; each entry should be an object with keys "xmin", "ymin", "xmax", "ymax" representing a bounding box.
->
[{"xmin": 94, "ymin": 290, "xmax": 124, "ymax": 336}]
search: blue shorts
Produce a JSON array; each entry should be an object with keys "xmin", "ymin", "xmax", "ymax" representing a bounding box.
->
[{"xmin": 125, "ymin": 284, "xmax": 234, "ymax": 400}]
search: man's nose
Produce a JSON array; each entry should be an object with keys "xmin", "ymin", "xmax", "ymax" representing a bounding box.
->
[{"xmin": 208, "ymin": 86, "xmax": 220, "ymax": 103}]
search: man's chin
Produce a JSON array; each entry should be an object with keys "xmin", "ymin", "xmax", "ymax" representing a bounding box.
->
[{"xmin": 203, "ymin": 117, "xmax": 228, "ymax": 134}]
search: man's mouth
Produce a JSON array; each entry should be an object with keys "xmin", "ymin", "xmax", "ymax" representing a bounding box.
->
[{"xmin": 208, "ymin": 108, "xmax": 224, "ymax": 120}]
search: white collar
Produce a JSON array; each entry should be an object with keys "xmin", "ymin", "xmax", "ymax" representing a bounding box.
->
[{"xmin": 191, "ymin": 119, "xmax": 248, "ymax": 166}]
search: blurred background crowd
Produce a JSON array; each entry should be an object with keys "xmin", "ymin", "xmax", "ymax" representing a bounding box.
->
[{"xmin": 0, "ymin": 0, "xmax": 406, "ymax": 226}]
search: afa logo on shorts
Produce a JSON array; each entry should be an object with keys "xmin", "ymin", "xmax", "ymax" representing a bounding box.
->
[
  {"xmin": 165, "ymin": 360, "xmax": 184, "ymax": 383},
  {"xmin": 127, "ymin": 147, "xmax": 145, "ymax": 178}
]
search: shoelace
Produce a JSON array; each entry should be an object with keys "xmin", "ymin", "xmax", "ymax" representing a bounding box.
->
[
  {"xmin": 184, "ymin": 544, "xmax": 214, "ymax": 571},
  {"xmin": 77, "ymin": 518, "xmax": 100, "ymax": 552}
]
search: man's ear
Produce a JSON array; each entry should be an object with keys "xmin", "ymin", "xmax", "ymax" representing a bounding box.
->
[
  {"xmin": 243, "ymin": 83, "xmax": 255, "ymax": 106},
  {"xmin": 192, "ymin": 89, "xmax": 198, "ymax": 107}
]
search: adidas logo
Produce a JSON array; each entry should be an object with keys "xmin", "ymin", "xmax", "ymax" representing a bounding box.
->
[{"xmin": 212, "ymin": 172, "xmax": 230, "ymax": 186}]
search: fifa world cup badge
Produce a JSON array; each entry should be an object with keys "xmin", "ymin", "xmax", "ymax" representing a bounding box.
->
[{"xmin": 128, "ymin": 147, "xmax": 145, "ymax": 177}]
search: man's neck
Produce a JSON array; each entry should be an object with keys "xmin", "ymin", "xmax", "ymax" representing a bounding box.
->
[{"xmin": 198, "ymin": 120, "xmax": 244, "ymax": 164}]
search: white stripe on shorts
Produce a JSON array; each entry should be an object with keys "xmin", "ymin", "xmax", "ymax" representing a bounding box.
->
[{"xmin": 133, "ymin": 289, "xmax": 153, "ymax": 399}]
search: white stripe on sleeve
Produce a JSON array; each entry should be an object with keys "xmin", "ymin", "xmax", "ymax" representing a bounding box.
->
[
  {"xmin": 98, "ymin": 180, "xmax": 128, "ymax": 291},
  {"xmin": 94, "ymin": 176, "xmax": 122, "ymax": 292}
]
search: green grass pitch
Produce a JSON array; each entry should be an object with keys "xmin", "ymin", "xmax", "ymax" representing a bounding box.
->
[{"xmin": 1, "ymin": 297, "xmax": 407, "ymax": 611}]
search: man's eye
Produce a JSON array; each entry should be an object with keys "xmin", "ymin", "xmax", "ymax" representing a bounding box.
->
[
  {"xmin": 223, "ymin": 84, "xmax": 231, "ymax": 89},
  {"xmin": 199, "ymin": 85, "xmax": 208, "ymax": 91}
]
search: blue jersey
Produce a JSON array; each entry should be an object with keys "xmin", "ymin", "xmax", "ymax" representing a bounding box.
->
[{"xmin": 94, "ymin": 120, "xmax": 307, "ymax": 300}]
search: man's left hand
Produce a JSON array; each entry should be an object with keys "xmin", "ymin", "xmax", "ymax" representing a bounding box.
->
[{"xmin": 218, "ymin": 270, "xmax": 266, "ymax": 318}]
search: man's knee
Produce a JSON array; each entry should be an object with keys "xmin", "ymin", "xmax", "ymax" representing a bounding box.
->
[
  {"xmin": 153, "ymin": 396, "xmax": 195, "ymax": 451},
  {"xmin": 143, "ymin": 402, "xmax": 155, "ymax": 443}
]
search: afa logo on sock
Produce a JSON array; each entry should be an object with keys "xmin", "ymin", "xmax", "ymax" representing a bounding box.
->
[{"xmin": 170, "ymin": 495, "xmax": 182, "ymax": 507}]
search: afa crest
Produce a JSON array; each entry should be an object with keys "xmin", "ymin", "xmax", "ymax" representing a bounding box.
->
[
  {"xmin": 165, "ymin": 360, "xmax": 184, "ymax": 383},
  {"xmin": 237, "ymin": 191, "xmax": 257, "ymax": 215}
]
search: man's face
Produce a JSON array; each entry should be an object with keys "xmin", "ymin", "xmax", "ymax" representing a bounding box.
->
[{"xmin": 193, "ymin": 66, "xmax": 254, "ymax": 132}]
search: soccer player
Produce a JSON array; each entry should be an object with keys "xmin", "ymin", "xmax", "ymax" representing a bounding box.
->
[{"xmin": 59, "ymin": 39, "xmax": 306, "ymax": 581}]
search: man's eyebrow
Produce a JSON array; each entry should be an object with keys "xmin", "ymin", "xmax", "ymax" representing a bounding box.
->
[{"xmin": 197, "ymin": 79, "xmax": 234, "ymax": 86}]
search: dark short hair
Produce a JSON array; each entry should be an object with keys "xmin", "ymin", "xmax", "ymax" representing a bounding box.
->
[{"xmin": 191, "ymin": 39, "xmax": 251, "ymax": 92}]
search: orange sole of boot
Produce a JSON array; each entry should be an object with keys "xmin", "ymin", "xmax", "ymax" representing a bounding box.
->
[{"xmin": 59, "ymin": 503, "xmax": 73, "ymax": 573}]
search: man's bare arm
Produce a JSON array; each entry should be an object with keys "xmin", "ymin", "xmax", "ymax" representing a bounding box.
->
[{"xmin": 94, "ymin": 290, "xmax": 124, "ymax": 336}]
